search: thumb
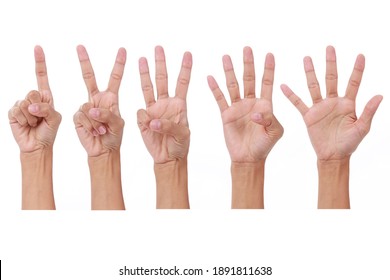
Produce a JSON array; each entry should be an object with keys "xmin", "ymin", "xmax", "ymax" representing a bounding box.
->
[
  {"xmin": 89, "ymin": 108, "xmax": 124, "ymax": 133},
  {"xmin": 149, "ymin": 119, "xmax": 190, "ymax": 141},
  {"xmin": 251, "ymin": 112, "xmax": 284, "ymax": 138},
  {"xmin": 355, "ymin": 95, "xmax": 383, "ymax": 136},
  {"xmin": 28, "ymin": 103, "xmax": 62, "ymax": 128},
  {"xmin": 251, "ymin": 112, "xmax": 272, "ymax": 127}
]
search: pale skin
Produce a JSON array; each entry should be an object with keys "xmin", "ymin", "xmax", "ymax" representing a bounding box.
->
[
  {"xmin": 281, "ymin": 45, "xmax": 383, "ymax": 209},
  {"xmin": 137, "ymin": 46, "xmax": 192, "ymax": 209},
  {"xmin": 207, "ymin": 47, "xmax": 284, "ymax": 209},
  {"xmin": 8, "ymin": 46, "xmax": 62, "ymax": 210},
  {"xmin": 73, "ymin": 45, "xmax": 126, "ymax": 210}
]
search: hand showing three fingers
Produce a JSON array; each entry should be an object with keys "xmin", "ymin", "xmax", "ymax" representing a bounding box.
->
[
  {"xmin": 8, "ymin": 46, "xmax": 62, "ymax": 153},
  {"xmin": 281, "ymin": 46, "xmax": 383, "ymax": 161},
  {"xmin": 74, "ymin": 45, "xmax": 126, "ymax": 157},
  {"xmin": 137, "ymin": 46, "xmax": 192, "ymax": 164},
  {"xmin": 207, "ymin": 47, "xmax": 284, "ymax": 163}
]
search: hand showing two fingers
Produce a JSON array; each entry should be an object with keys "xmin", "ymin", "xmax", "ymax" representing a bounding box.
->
[
  {"xmin": 137, "ymin": 46, "xmax": 192, "ymax": 164},
  {"xmin": 73, "ymin": 45, "xmax": 126, "ymax": 157},
  {"xmin": 8, "ymin": 46, "xmax": 62, "ymax": 153},
  {"xmin": 207, "ymin": 47, "xmax": 284, "ymax": 163}
]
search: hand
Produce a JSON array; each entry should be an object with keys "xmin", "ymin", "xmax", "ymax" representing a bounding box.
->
[
  {"xmin": 281, "ymin": 46, "xmax": 383, "ymax": 160},
  {"xmin": 207, "ymin": 47, "xmax": 283, "ymax": 163},
  {"xmin": 137, "ymin": 46, "xmax": 192, "ymax": 164},
  {"xmin": 73, "ymin": 45, "xmax": 126, "ymax": 157},
  {"xmin": 8, "ymin": 46, "xmax": 62, "ymax": 153}
]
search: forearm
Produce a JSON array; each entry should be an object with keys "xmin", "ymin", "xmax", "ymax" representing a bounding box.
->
[
  {"xmin": 231, "ymin": 161, "xmax": 265, "ymax": 209},
  {"xmin": 88, "ymin": 151, "xmax": 125, "ymax": 210},
  {"xmin": 21, "ymin": 148, "xmax": 56, "ymax": 210},
  {"xmin": 317, "ymin": 157, "xmax": 350, "ymax": 209},
  {"xmin": 154, "ymin": 159, "xmax": 189, "ymax": 209}
]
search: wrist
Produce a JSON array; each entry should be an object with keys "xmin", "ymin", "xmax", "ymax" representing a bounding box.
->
[
  {"xmin": 88, "ymin": 150, "xmax": 121, "ymax": 166},
  {"xmin": 88, "ymin": 151, "xmax": 125, "ymax": 210},
  {"xmin": 21, "ymin": 147, "xmax": 55, "ymax": 210},
  {"xmin": 231, "ymin": 160, "xmax": 265, "ymax": 209},
  {"xmin": 317, "ymin": 157, "xmax": 350, "ymax": 209},
  {"xmin": 154, "ymin": 158, "xmax": 189, "ymax": 209},
  {"xmin": 21, "ymin": 147, "xmax": 53, "ymax": 161}
]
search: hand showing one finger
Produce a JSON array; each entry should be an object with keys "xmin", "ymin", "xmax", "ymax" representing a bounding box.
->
[{"xmin": 8, "ymin": 46, "xmax": 61, "ymax": 153}]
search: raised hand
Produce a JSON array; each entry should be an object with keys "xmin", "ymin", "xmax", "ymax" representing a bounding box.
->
[
  {"xmin": 73, "ymin": 45, "xmax": 126, "ymax": 157},
  {"xmin": 207, "ymin": 47, "xmax": 283, "ymax": 163},
  {"xmin": 207, "ymin": 47, "xmax": 283, "ymax": 209},
  {"xmin": 8, "ymin": 46, "xmax": 62, "ymax": 153},
  {"xmin": 281, "ymin": 46, "xmax": 382, "ymax": 161},
  {"xmin": 8, "ymin": 46, "xmax": 61, "ymax": 209},
  {"xmin": 73, "ymin": 45, "xmax": 127, "ymax": 210},
  {"xmin": 137, "ymin": 46, "xmax": 192, "ymax": 164}
]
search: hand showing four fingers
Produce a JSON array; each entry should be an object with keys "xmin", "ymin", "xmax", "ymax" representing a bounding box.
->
[
  {"xmin": 281, "ymin": 46, "xmax": 383, "ymax": 161},
  {"xmin": 73, "ymin": 45, "xmax": 126, "ymax": 157},
  {"xmin": 137, "ymin": 46, "xmax": 192, "ymax": 164},
  {"xmin": 207, "ymin": 47, "xmax": 284, "ymax": 163},
  {"xmin": 8, "ymin": 46, "xmax": 62, "ymax": 153}
]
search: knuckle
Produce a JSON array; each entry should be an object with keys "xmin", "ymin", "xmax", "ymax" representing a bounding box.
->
[
  {"xmin": 56, "ymin": 112, "xmax": 63, "ymax": 123},
  {"xmin": 262, "ymin": 77, "xmax": 274, "ymax": 86},
  {"xmin": 81, "ymin": 102, "xmax": 93, "ymax": 112},
  {"xmin": 292, "ymin": 97, "xmax": 302, "ymax": 107},
  {"xmin": 111, "ymin": 72, "xmax": 123, "ymax": 81},
  {"xmin": 156, "ymin": 73, "xmax": 167, "ymax": 81},
  {"xmin": 35, "ymin": 69, "xmax": 47, "ymax": 77},
  {"xmin": 141, "ymin": 84, "xmax": 153, "ymax": 93},
  {"xmin": 27, "ymin": 90, "xmax": 41, "ymax": 99},
  {"xmin": 243, "ymin": 74, "xmax": 255, "ymax": 82},
  {"xmin": 349, "ymin": 79, "xmax": 360, "ymax": 88},
  {"xmin": 118, "ymin": 117, "xmax": 125, "ymax": 128},
  {"xmin": 227, "ymin": 81, "xmax": 239, "ymax": 90},
  {"xmin": 325, "ymin": 73, "xmax": 338, "ymax": 81},
  {"xmin": 307, "ymin": 81, "xmax": 319, "ymax": 89},
  {"xmin": 82, "ymin": 71, "xmax": 95, "ymax": 80},
  {"xmin": 214, "ymin": 92, "xmax": 225, "ymax": 102},
  {"xmin": 177, "ymin": 77, "xmax": 190, "ymax": 86}
]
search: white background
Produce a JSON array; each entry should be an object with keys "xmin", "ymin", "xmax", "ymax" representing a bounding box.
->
[{"xmin": 0, "ymin": 0, "xmax": 389, "ymax": 279}]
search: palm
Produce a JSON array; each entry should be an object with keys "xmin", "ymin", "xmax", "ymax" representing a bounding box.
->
[
  {"xmin": 141, "ymin": 97, "xmax": 189, "ymax": 163},
  {"xmin": 304, "ymin": 98, "xmax": 361, "ymax": 160},
  {"xmin": 222, "ymin": 98, "xmax": 276, "ymax": 162}
]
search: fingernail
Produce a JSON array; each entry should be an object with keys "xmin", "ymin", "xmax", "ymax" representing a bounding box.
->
[
  {"xmin": 98, "ymin": 126, "xmax": 106, "ymax": 135},
  {"xmin": 150, "ymin": 120, "xmax": 161, "ymax": 130},
  {"xmin": 89, "ymin": 108, "xmax": 100, "ymax": 118},
  {"xmin": 28, "ymin": 104, "xmax": 39, "ymax": 113},
  {"xmin": 252, "ymin": 113, "xmax": 262, "ymax": 121}
]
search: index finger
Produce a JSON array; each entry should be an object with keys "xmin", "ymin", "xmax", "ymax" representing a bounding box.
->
[
  {"xmin": 260, "ymin": 53, "xmax": 275, "ymax": 101},
  {"xmin": 76, "ymin": 45, "xmax": 99, "ymax": 99},
  {"xmin": 175, "ymin": 51, "xmax": 192, "ymax": 99},
  {"xmin": 34, "ymin": 45, "xmax": 51, "ymax": 93},
  {"xmin": 107, "ymin": 47, "xmax": 127, "ymax": 94},
  {"xmin": 345, "ymin": 54, "xmax": 365, "ymax": 101}
]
